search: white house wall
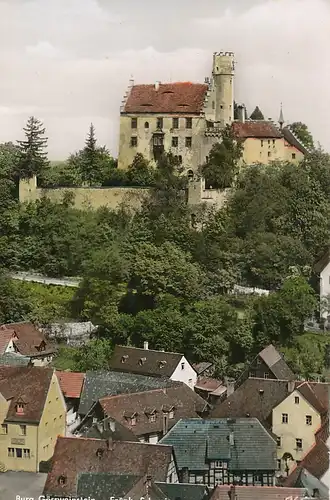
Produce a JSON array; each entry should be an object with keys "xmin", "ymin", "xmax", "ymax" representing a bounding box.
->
[{"xmin": 170, "ymin": 356, "xmax": 197, "ymax": 389}]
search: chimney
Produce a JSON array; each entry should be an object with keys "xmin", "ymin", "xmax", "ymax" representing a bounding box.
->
[
  {"xmin": 144, "ymin": 341, "xmax": 149, "ymax": 350},
  {"xmin": 287, "ymin": 380, "xmax": 295, "ymax": 393},
  {"xmin": 225, "ymin": 377, "xmax": 235, "ymax": 397},
  {"xmin": 237, "ymin": 105, "xmax": 245, "ymax": 123},
  {"xmin": 106, "ymin": 436, "xmax": 113, "ymax": 451},
  {"xmin": 155, "ymin": 81, "xmax": 160, "ymax": 91}
]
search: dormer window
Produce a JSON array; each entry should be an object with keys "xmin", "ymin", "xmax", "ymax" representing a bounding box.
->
[
  {"xmin": 159, "ymin": 360, "xmax": 167, "ymax": 369},
  {"xmin": 138, "ymin": 357, "xmax": 147, "ymax": 366},
  {"xmin": 149, "ymin": 413, "xmax": 156, "ymax": 423},
  {"xmin": 169, "ymin": 409, "xmax": 174, "ymax": 419},
  {"xmin": 121, "ymin": 355, "xmax": 128, "ymax": 363},
  {"xmin": 15, "ymin": 403, "xmax": 25, "ymax": 415},
  {"xmin": 131, "ymin": 416, "xmax": 137, "ymax": 426},
  {"xmin": 58, "ymin": 475, "xmax": 67, "ymax": 486},
  {"xmin": 96, "ymin": 448, "xmax": 104, "ymax": 458}
]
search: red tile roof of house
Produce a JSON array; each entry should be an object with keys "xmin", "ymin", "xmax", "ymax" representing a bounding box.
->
[
  {"xmin": 43, "ymin": 436, "xmax": 174, "ymax": 497},
  {"xmin": 0, "ymin": 330, "xmax": 14, "ymax": 355},
  {"xmin": 210, "ymin": 485, "xmax": 306, "ymax": 500},
  {"xmin": 0, "ymin": 322, "xmax": 56, "ymax": 357},
  {"xmin": 0, "ymin": 365, "xmax": 54, "ymax": 423},
  {"xmin": 123, "ymin": 82, "xmax": 208, "ymax": 114},
  {"xmin": 284, "ymin": 439, "xmax": 329, "ymax": 486},
  {"xmin": 232, "ymin": 121, "xmax": 283, "ymax": 139},
  {"xmin": 56, "ymin": 371, "xmax": 85, "ymax": 399}
]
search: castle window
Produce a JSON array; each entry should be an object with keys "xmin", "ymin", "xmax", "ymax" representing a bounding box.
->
[
  {"xmin": 131, "ymin": 118, "xmax": 137, "ymax": 129},
  {"xmin": 220, "ymin": 105, "xmax": 223, "ymax": 109},
  {"xmin": 130, "ymin": 136, "xmax": 138, "ymax": 147},
  {"xmin": 157, "ymin": 117, "xmax": 163, "ymax": 129},
  {"xmin": 292, "ymin": 153, "xmax": 296, "ymax": 159},
  {"xmin": 212, "ymin": 101, "xmax": 215, "ymax": 109},
  {"xmin": 172, "ymin": 137, "xmax": 178, "ymax": 147},
  {"xmin": 172, "ymin": 117, "xmax": 179, "ymax": 129},
  {"xmin": 268, "ymin": 151, "xmax": 271, "ymax": 157},
  {"xmin": 185, "ymin": 137, "xmax": 192, "ymax": 148},
  {"xmin": 185, "ymin": 118, "xmax": 192, "ymax": 129},
  {"xmin": 144, "ymin": 121, "xmax": 149, "ymax": 129},
  {"xmin": 261, "ymin": 140, "xmax": 263, "ymax": 147},
  {"xmin": 187, "ymin": 170, "xmax": 194, "ymax": 180}
]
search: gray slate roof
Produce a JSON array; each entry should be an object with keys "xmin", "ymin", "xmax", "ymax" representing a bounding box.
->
[
  {"xmin": 77, "ymin": 473, "xmax": 140, "ymax": 500},
  {"xmin": 157, "ymin": 482, "xmax": 209, "ymax": 500},
  {"xmin": 0, "ymin": 352, "xmax": 31, "ymax": 366},
  {"xmin": 258, "ymin": 344, "xmax": 295, "ymax": 380},
  {"xmin": 78, "ymin": 370, "xmax": 180, "ymax": 415},
  {"xmin": 160, "ymin": 418, "xmax": 277, "ymax": 472},
  {"xmin": 109, "ymin": 345, "xmax": 187, "ymax": 378}
]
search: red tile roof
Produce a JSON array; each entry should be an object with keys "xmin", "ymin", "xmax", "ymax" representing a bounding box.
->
[
  {"xmin": 0, "ymin": 322, "xmax": 56, "ymax": 357},
  {"xmin": 56, "ymin": 371, "xmax": 85, "ymax": 399},
  {"xmin": 0, "ymin": 330, "xmax": 14, "ymax": 355},
  {"xmin": 43, "ymin": 436, "xmax": 174, "ymax": 497},
  {"xmin": 0, "ymin": 365, "xmax": 54, "ymax": 423},
  {"xmin": 232, "ymin": 121, "xmax": 283, "ymax": 139},
  {"xmin": 123, "ymin": 82, "xmax": 208, "ymax": 114},
  {"xmin": 195, "ymin": 376, "xmax": 224, "ymax": 392},
  {"xmin": 284, "ymin": 439, "xmax": 329, "ymax": 486},
  {"xmin": 210, "ymin": 485, "xmax": 306, "ymax": 500}
]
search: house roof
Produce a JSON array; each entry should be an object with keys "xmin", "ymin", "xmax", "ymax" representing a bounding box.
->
[
  {"xmin": 284, "ymin": 438, "xmax": 329, "ymax": 487},
  {"xmin": 193, "ymin": 362, "xmax": 213, "ymax": 375},
  {"xmin": 157, "ymin": 482, "xmax": 209, "ymax": 500},
  {"xmin": 160, "ymin": 418, "xmax": 276, "ymax": 472},
  {"xmin": 56, "ymin": 371, "xmax": 85, "ymax": 399},
  {"xmin": 232, "ymin": 121, "xmax": 283, "ymax": 139},
  {"xmin": 0, "ymin": 352, "xmax": 31, "ymax": 366},
  {"xmin": 99, "ymin": 383, "xmax": 208, "ymax": 437},
  {"xmin": 195, "ymin": 376, "xmax": 224, "ymax": 393},
  {"xmin": 0, "ymin": 330, "xmax": 14, "ymax": 354},
  {"xmin": 123, "ymin": 82, "xmax": 208, "ymax": 114},
  {"xmin": 308, "ymin": 381, "xmax": 330, "ymax": 409},
  {"xmin": 109, "ymin": 345, "xmax": 189, "ymax": 378},
  {"xmin": 0, "ymin": 365, "xmax": 53, "ymax": 423},
  {"xmin": 282, "ymin": 126, "xmax": 309, "ymax": 155},
  {"xmin": 292, "ymin": 468, "xmax": 329, "ymax": 499},
  {"xmin": 0, "ymin": 322, "xmax": 56, "ymax": 357},
  {"xmin": 258, "ymin": 344, "xmax": 295, "ymax": 380},
  {"xmin": 314, "ymin": 249, "xmax": 330, "ymax": 274},
  {"xmin": 77, "ymin": 473, "xmax": 141, "ymax": 500},
  {"xmin": 81, "ymin": 416, "xmax": 139, "ymax": 442},
  {"xmin": 43, "ymin": 436, "xmax": 174, "ymax": 497},
  {"xmin": 78, "ymin": 370, "xmax": 180, "ymax": 416},
  {"xmin": 210, "ymin": 485, "xmax": 307, "ymax": 500},
  {"xmin": 210, "ymin": 378, "xmax": 326, "ymax": 425}
]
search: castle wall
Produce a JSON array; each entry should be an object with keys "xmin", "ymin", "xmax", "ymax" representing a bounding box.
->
[
  {"xmin": 19, "ymin": 177, "xmax": 148, "ymax": 211},
  {"xmin": 241, "ymin": 137, "xmax": 304, "ymax": 166}
]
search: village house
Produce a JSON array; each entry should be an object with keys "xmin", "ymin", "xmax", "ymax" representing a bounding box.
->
[
  {"xmin": 76, "ymin": 384, "xmax": 209, "ymax": 444},
  {"xmin": 78, "ymin": 369, "xmax": 180, "ymax": 418},
  {"xmin": 55, "ymin": 371, "xmax": 85, "ymax": 435},
  {"xmin": 43, "ymin": 436, "xmax": 179, "ymax": 498},
  {"xmin": 210, "ymin": 484, "xmax": 309, "ymax": 500},
  {"xmin": 0, "ymin": 321, "xmax": 56, "ymax": 366},
  {"xmin": 0, "ymin": 366, "xmax": 66, "ymax": 473},
  {"xmin": 160, "ymin": 418, "xmax": 277, "ymax": 487},
  {"xmin": 210, "ymin": 377, "xmax": 327, "ymax": 475},
  {"xmin": 109, "ymin": 342, "xmax": 197, "ymax": 389}
]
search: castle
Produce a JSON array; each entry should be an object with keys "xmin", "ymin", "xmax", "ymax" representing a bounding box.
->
[{"xmin": 19, "ymin": 52, "xmax": 309, "ymax": 210}]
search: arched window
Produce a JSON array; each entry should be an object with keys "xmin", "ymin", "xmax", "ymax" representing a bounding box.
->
[
  {"xmin": 144, "ymin": 121, "xmax": 149, "ymax": 129},
  {"xmin": 187, "ymin": 169, "xmax": 194, "ymax": 180}
]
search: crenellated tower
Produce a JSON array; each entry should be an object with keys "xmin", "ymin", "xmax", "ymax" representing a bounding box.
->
[{"xmin": 212, "ymin": 51, "xmax": 235, "ymax": 126}]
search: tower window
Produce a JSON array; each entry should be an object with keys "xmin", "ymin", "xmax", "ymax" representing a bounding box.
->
[
  {"xmin": 220, "ymin": 105, "xmax": 223, "ymax": 109},
  {"xmin": 261, "ymin": 140, "xmax": 264, "ymax": 147},
  {"xmin": 292, "ymin": 153, "xmax": 296, "ymax": 159},
  {"xmin": 144, "ymin": 121, "xmax": 149, "ymax": 129},
  {"xmin": 185, "ymin": 118, "xmax": 192, "ymax": 129},
  {"xmin": 172, "ymin": 137, "xmax": 178, "ymax": 147},
  {"xmin": 185, "ymin": 137, "xmax": 192, "ymax": 148},
  {"xmin": 131, "ymin": 118, "xmax": 137, "ymax": 129},
  {"xmin": 130, "ymin": 136, "xmax": 138, "ymax": 147},
  {"xmin": 172, "ymin": 117, "xmax": 179, "ymax": 129},
  {"xmin": 212, "ymin": 101, "xmax": 215, "ymax": 109},
  {"xmin": 157, "ymin": 117, "xmax": 163, "ymax": 129}
]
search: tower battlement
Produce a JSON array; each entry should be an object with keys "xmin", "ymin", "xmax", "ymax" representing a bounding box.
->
[{"xmin": 213, "ymin": 51, "xmax": 235, "ymax": 57}]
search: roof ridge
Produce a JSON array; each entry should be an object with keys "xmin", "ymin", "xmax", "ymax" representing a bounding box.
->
[
  {"xmin": 116, "ymin": 345, "xmax": 183, "ymax": 356},
  {"xmin": 99, "ymin": 386, "xmax": 180, "ymax": 401}
]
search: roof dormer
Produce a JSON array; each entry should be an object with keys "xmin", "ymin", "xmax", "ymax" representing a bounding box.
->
[
  {"xmin": 121, "ymin": 355, "xmax": 128, "ymax": 363},
  {"xmin": 15, "ymin": 398, "xmax": 26, "ymax": 415},
  {"xmin": 138, "ymin": 357, "xmax": 147, "ymax": 366},
  {"xmin": 159, "ymin": 360, "xmax": 167, "ymax": 369}
]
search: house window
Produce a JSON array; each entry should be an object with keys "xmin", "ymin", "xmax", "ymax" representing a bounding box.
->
[
  {"xmin": 157, "ymin": 117, "xmax": 163, "ymax": 129},
  {"xmin": 295, "ymin": 396, "xmax": 300, "ymax": 404},
  {"xmin": 23, "ymin": 448, "xmax": 30, "ymax": 459},
  {"xmin": 282, "ymin": 413, "xmax": 288, "ymax": 424},
  {"xmin": 181, "ymin": 362, "xmax": 185, "ymax": 370},
  {"xmin": 8, "ymin": 448, "xmax": 14, "ymax": 458},
  {"xmin": 306, "ymin": 415, "xmax": 312, "ymax": 425},
  {"xmin": 149, "ymin": 414, "xmax": 156, "ymax": 423},
  {"xmin": 277, "ymin": 459, "xmax": 281, "ymax": 470},
  {"xmin": 15, "ymin": 403, "xmax": 25, "ymax": 415},
  {"xmin": 273, "ymin": 139, "xmax": 275, "ymax": 145},
  {"xmin": 185, "ymin": 137, "xmax": 192, "ymax": 148},
  {"xmin": 19, "ymin": 425, "xmax": 27, "ymax": 436},
  {"xmin": 276, "ymin": 437, "xmax": 281, "ymax": 447},
  {"xmin": 292, "ymin": 153, "xmax": 296, "ymax": 159},
  {"xmin": 16, "ymin": 448, "xmax": 22, "ymax": 458},
  {"xmin": 172, "ymin": 117, "xmax": 179, "ymax": 129},
  {"xmin": 1, "ymin": 424, "xmax": 8, "ymax": 434},
  {"xmin": 212, "ymin": 101, "xmax": 215, "ymax": 109},
  {"xmin": 130, "ymin": 136, "xmax": 138, "ymax": 147},
  {"xmin": 186, "ymin": 118, "xmax": 192, "ymax": 129},
  {"xmin": 144, "ymin": 121, "xmax": 149, "ymax": 129},
  {"xmin": 172, "ymin": 137, "xmax": 178, "ymax": 147},
  {"xmin": 261, "ymin": 140, "xmax": 263, "ymax": 147},
  {"xmin": 131, "ymin": 118, "xmax": 137, "ymax": 129},
  {"xmin": 296, "ymin": 438, "xmax": 303, "ymax": 450},
  {"xmin": 169, "ymin": 410, "xmax": 174, "ymax": 419},
  {"xmin": 268, "ymin": 140, "xmax": 270, "ymax": 145},
  {"xmin": 263, "ymin": 372, "xmax": 269, "ymax": 379}
]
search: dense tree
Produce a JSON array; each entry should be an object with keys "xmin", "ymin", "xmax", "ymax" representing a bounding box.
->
[
  {"xmin": 126, "ymin": 153, "xmax": 155, "ymax": 186},
  {"xmin": 201, "ymin": 125, "xmax": 244, "ymax": 189},
  {"xmin": 17, "ymin": 116, "xmax": 49, "ymax": 178},
  {"xmin": 289, "ymin": 121, "xmax": 314, "ymax": 150},
  {"xmin": 250, "ymin": 106, "xmax": 265, "ymax": 120}
]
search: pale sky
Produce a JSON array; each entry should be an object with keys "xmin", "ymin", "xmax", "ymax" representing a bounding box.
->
[{"xmin": 0, "ymin": 0, "xmax": 329, "ymax": 159}]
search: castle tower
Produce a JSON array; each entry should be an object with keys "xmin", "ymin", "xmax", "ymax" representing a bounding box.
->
[{"xmin": 212, "ymin": 51, "xmax": 235, "ymax": 126}]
